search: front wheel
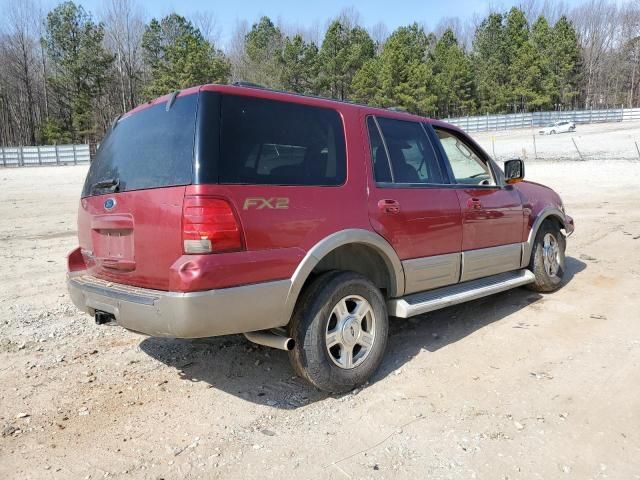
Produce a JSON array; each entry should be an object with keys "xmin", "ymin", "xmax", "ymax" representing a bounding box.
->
[
  {"xmin": 288, "ymin": 271, "xmax": 388, "ymax": 393},
  {"xmin": 527, "ymin": 222, "xmax": 566, "ymax": 292}
]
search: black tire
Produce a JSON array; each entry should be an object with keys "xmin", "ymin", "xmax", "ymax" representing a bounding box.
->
[
  {"xmin": 551, "ymin": 130, "xmax": 556, "ymax": 134},
  {"xmin": 288, "ymin": 271, "xmax": 388, "ymax": 393},
  {"xmin": 527, "ymin": 222, "xmax": 566, "ymax": 292}
]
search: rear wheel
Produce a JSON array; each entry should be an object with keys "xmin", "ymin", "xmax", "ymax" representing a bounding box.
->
[
  {"xmin": 288, "ymin": 271, "xmax": 388, "ymax": 393},
  {"xmin": 527, "ymin": 222, "xmax": 566, "ymax": 292}
]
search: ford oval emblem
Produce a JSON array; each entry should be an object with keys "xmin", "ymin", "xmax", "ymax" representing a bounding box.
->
[{"xmin": 104, "ymin": 198, "xmax": 116, "ymax": 210}]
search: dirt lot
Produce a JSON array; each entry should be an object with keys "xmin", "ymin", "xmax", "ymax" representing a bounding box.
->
[{"xmin": 1, "ymin": 122, "xmax": 639, "ymax": 479}]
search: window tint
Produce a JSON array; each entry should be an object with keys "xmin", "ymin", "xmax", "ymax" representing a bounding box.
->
[
  {"xmin": 366, "ymin": 117, "xmax": 392, "ymax": 182},
  {"xmin": 218, "ymin": 95, "xmax": 346, "ymax": 185},
  {"xmin": 434, "ymin": 128, "xmax": 495, "ymax": 185},
  {"xmin": 82, "ymin": 94, "xmax": 197, "ymax": 197},
  {"xmin": 375, "ymin": 117, "xmax": 443, "ymax": 184}
]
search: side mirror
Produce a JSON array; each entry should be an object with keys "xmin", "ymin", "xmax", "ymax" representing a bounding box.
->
[{"xmin": 504, "ymin": 159, "xmax": 525, "ymax": 184}]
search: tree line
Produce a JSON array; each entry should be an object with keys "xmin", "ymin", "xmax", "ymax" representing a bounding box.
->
[{"xmin": 1, "ymin": 0, "xmax": 639, "ymax": 146}]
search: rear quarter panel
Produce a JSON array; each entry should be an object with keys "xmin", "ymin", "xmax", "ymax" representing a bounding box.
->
[{"xmin": 175, "ymin": 104, "xmax": 373, "ymax": 291}]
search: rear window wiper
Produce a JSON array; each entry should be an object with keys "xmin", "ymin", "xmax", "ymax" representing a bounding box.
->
[{"xmin": 91, "ymin": 178, "xmax": 120, "ymax": 194}]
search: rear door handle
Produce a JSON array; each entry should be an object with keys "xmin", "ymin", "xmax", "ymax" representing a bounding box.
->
[
  {"xmin": 378, "ymin": 199, "xmax": 400, "ymax": 214},
  {"xmin": 467, "ymin": 198, "xmax": 483, "ymax": 210}
]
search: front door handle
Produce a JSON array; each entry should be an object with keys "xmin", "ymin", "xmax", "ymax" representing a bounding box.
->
[
  {"xmin": 467, "ymin": 198, "xmax": 482, "ymax": 210},
  {"xmin": 378, "ymin": 199, "xmax": 400, "ymax": 214}
]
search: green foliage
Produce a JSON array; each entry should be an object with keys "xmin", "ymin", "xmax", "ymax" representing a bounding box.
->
[
  {"xmin": 142, "ymin": 14, "xmax": 229, "ymax": 99},
  {"xmin": 31, "ymin": 4, "xmax": 585, "ymax": 147},
  {"xmin": 473, "ymin": 13, "xmax": 509, "ymax": 112},
  {"xmin": 243, "ymin": 16, "xmax": 284, "ymax": 87},
  {"xmin": 41, "ymin": 1, "xmax": 114, "ymax": 142},
  {"xmin": 279, "ymin": 34, "xmax": 319, "ymax": 94},
  {"xmin": 40, "ymin": 118, "xmax": 72, "ymax": 144},
  {"xmin": 432, "ymin": 29, "xmax": 476, "ymax": 117},
  {"xmin": 352, "ymin": 23, "xmax": 436, "ymax": 115},
  {"xmin": 471, "ymin": 7, "xmax": 582, "ymax": 113},
  {"xmin": 318, "ymin": 20, "xmax": 375, "ymax": 100},
  {"xmin": 552, "ymin": 16, "xmax": 582, "ymax": 107}
]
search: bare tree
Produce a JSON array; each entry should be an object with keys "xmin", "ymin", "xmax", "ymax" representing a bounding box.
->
[
  {"xmin": 369, "ymin": 21, "xmax": 389, "ymax": 54},
  {"xmin": 101, "ymin": 0, "xmax": 145, "ymax": 112},
  {"xmin": 227, "ymin": 19, "xmax": 249, "ymax": 82},
  {"xmin": 1, "ymin": 0, "xmax": 42, "ymax": 144},
  {"xmin": 520, "ymin": 0, "xmax": 569, "ymax": 24},
  {"xmin": 571, "ymin": 0, "xmax": 619, "ymax": 108},
  {"xmin": 191, "ymin": 10, "xmax": 222, "ymax": 45},
  {"xmin": 618, "ymin": 2, "xmax": 640, "ymax": 107}
]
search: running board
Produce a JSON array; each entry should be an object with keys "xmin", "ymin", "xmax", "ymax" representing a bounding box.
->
[{"xmin": 388, "ymin": 269, "xmax": 535, "ymax": 318}]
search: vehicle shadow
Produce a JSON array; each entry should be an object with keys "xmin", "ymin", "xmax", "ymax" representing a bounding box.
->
[{"xmin": 139, "ymin": 256, "xmax": 586, "ymax": 409}]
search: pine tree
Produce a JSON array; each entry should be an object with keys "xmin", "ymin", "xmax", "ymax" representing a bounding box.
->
[
  {"xmin": 353, "ymin": 23, "xmax": 437, "ymax": 115},
  {"xmin": 141, "ymin": 14, "xmax": 229, "ymax": 98},
  {"xmin": 41, "ymin": 1, "xmax": 114, "ymax": 143},
  {"xmin": 432, "ymin": 29, "xmax": 476, "ymax": 117},
  {"xmin": 530, "ymin": 16, "xmax": 555, "ymax": 109},
  {"xmin": 243, "ymin": 16, "xmax": 284, "ymax": 88},
  {"xmin": 318, "ymin": 20, "xmax": 375, "ymax": 100},
  {"xmin": 472, "ymin": 13, "xmax": 509, "ymax": 113},
  {"xmin": 278, "ymin": 34, "xmax": 319, "ymax": 94},
  {"xmin": 551, "ymin": 16, "xmax": 582, "ymax": 108},
  {"xmin": 504, "ymin": 7, "xmax": 540, "ymax": 112}
]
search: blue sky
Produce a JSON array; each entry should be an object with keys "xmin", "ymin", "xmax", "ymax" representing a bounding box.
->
[{"xmin": 73, "ymin": 0, "xmax": 591, "ymax": 46}]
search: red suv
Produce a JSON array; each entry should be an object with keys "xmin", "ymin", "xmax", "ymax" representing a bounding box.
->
[{"xmin": 68, "ymin": 84, "xmax": 574, "ymax": 392}]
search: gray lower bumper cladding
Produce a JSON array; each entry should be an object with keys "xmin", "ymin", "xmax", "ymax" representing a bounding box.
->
[{"xmin": 67, "ymin": 274, "xmax": 291, "ymax": 338}]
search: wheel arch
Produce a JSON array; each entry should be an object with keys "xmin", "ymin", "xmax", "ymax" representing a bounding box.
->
[
  {"xmin": 284, "ymin": 229, "xmax": 405, "ymax": 319},
  {"xmin": 522, "ymin": 207, "xmax": 569, "ymax": 268}
]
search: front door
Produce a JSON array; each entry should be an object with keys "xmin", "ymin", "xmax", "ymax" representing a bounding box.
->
[
  {"xmin": 365, "ymin": 115, "xmax": 463, "ymax": 295},
  {"xmin": 431, "ymin": 126, "xmax": 524, "ymax": 282}
]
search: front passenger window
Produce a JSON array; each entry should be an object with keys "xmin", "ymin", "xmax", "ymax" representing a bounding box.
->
[{"xmin": 434, "ymin": 128, "xmax": 495, "ymax": 186}]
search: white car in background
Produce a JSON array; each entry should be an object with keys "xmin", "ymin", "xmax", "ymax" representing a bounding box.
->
[{"xmin": 539, "ymin": 121, "xmax": 576, "ymax": 135}]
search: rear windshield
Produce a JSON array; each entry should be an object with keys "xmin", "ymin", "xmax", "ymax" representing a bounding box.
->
[
  {"xmin": 82, "ymin": 94, "xmax": 198, "ymax": 197},
  {"xmin": 215, "ymin": 95, "xmax": 346, "ymax": 186}
]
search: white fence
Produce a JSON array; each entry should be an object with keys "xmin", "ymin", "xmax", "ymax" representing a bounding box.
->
[
  {"xmin": 444, "ymin": 107, "xmax": 640, "ymax": 132},
  {"xmin": 0, "ymin": 144, "xmax": 91, "ymax": 167}
]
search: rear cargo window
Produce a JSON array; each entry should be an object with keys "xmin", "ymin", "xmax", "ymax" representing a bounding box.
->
[
  {"xmin": 217, "ymin": 95, "xmax": 346, "ymax": 186},
  {"xmin": 82, "ymin": 94, "xmax": 197, "ymax": 197}
]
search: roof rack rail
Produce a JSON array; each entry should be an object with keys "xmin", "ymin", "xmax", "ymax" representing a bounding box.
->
[
  {"xmin": 232, "ymin": 81, "xmax": 266, "ymax": 89},
  {"xmin": 386, "ymin": 106, "xmax": 407, "ymax": 112}
]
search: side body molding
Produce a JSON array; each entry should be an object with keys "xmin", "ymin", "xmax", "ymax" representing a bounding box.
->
[
  {"xmin": 285, "ymin": 229, "xmax": 405, "ymax": 317},
  {"xmin": 521, "ymin": 207, "xmax": 570, "ymax": 268}
]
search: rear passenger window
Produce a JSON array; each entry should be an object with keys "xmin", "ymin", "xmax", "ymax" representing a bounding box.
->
[
  {"xmin": 373, "ymin": 117, "xmax": 444, "ymax": 184},
  {"xmin": 219, "ymin": 96, "xmax": 346, "ymax": 185}
]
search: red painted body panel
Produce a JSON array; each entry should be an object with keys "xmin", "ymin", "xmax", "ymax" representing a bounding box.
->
[
  {"xmin": 72, "ymin": 83, "xmax": 570, "ymax": 296},
  {"xmin": 367, "ymin": 187, "xmax": 463, "ymax": 259},
  {"xmin": 455, "ymin": 187, "xmax": 524, "ymax": 250},
  {"xmin": 78, "ymin": 187, "xmax": 186, "ymax": 290},
  {"xmin": 513, "ymin": 180, "xmax": 565, "ymax": 240}
]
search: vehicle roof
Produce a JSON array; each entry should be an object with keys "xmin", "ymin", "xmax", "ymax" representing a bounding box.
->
[{"xmin": 124, "ymin": 83, "xmax": 460, "ymax": 132}]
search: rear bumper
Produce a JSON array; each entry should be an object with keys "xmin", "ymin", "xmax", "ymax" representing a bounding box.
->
[{"xmin": 67, "ymin": 274, "xmax": 291, "ymax": 338}]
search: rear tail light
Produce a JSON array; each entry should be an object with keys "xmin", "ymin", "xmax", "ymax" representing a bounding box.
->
[{"xmin": 182, "ymin": 196, "xmax": 244, "ymax": 254}]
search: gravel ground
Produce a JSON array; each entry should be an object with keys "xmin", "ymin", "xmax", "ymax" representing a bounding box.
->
[
  {"xmin": 474, "ymin": 119, "xmax": 640, "ymax": 161},
  {"xmin": 0, "ymin": 123, "xmax": 639, "ymax": 479}
]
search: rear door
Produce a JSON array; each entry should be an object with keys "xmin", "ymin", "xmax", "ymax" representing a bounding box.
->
[
  {"xmin": 78, "ymin": 92, "xmax": 198, "ymax": 290},
  {"xmin": 431, "ymin": 126, "xmax": 524, "ymax": 282},
  {"xmin": 365, "ymin": 115, "xmax": 463, "ymax": 295}
]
